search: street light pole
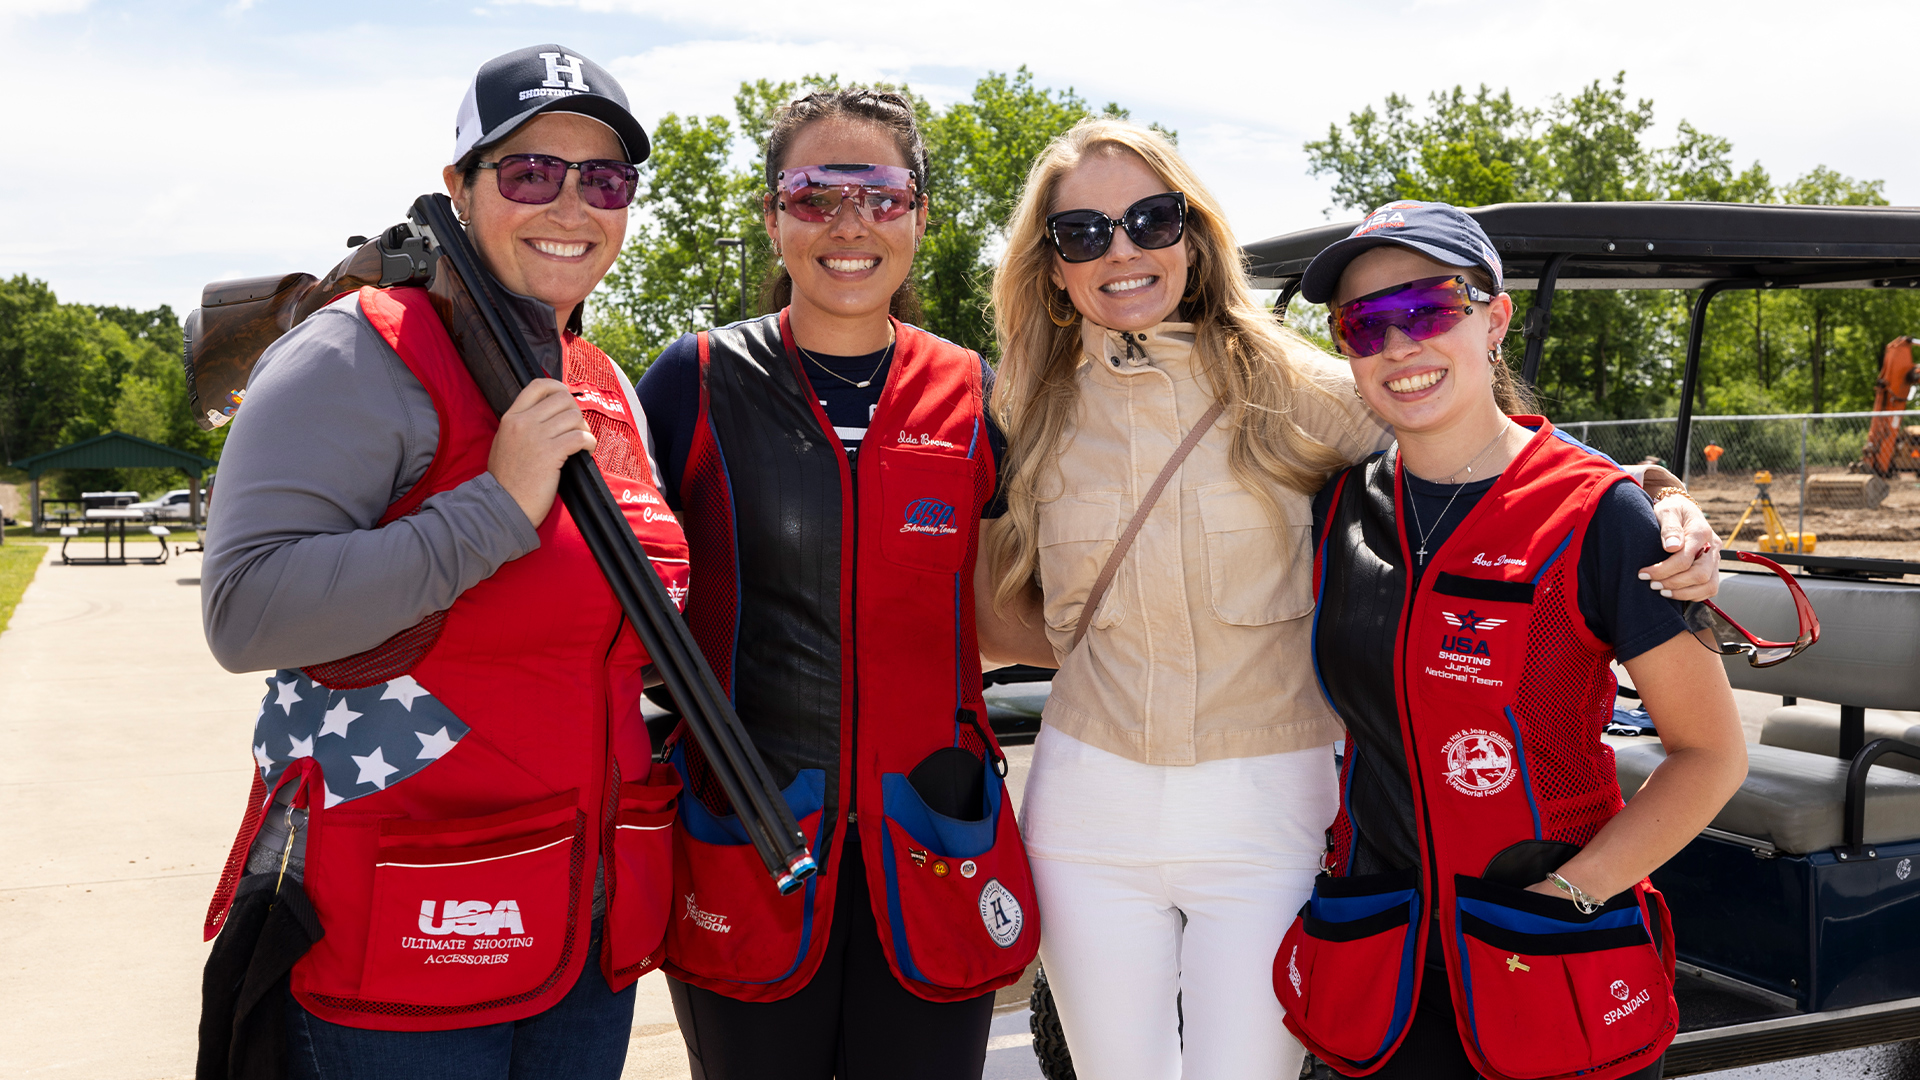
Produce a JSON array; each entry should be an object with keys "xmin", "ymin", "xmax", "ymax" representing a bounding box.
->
[{"xmin": 715, "ymin": 237, "xmax": 747, "ymax": 321}]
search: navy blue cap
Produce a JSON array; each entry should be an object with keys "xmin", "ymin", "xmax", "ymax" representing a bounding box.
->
[
  {"xmin": 1300, "ymin": 200, "xmax": 1504, "ymax": 304},
  {"xmin": 452, "ymin": 45, "xmax": 649, "ymax": 165}
]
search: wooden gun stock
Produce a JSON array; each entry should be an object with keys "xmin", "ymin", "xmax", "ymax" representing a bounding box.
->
[{"xmin": 183, "ymin": 230, "xmax": 434, "ymax": 430}]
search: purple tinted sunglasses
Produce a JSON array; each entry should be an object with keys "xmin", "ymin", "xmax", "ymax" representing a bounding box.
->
[
  {"xmin": 1329, "ymin": 274, "xmax": 1493, "ymax": 358},
  {"xmin": 475, "ymin": 153, "xmax": 640, "ymax": 210}
]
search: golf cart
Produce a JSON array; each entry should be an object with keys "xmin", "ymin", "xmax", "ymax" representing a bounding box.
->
[{"xmin": 1024, "ymin": 202, "xmax": 1920, "ymax": 1078}]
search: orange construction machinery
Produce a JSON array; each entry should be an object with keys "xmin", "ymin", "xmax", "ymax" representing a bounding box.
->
[
  {"xmin": 1804, "ymin": 337, "xmax": 1918, "ymax": 509},
  {"xmin": 1864, "ymin": 336, "xmax": 1920, "ymax": 476}
]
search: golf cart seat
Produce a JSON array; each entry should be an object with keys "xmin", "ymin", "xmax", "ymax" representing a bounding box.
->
[
  {"xmin": 1762, "ymin": 706, "xmax": 1920, "ymax": 775},
  {"xmin": 1617, "ymin": 742, "xmax": 1920, "ymax": 855}
]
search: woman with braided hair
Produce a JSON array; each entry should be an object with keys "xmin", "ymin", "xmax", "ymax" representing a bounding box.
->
[{"xmin": 635, "ymin": 88, "xmax": 1036, "ymax": 1080}]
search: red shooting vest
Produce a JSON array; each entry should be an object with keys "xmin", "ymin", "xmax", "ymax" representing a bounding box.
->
[
  {"xmin": 662, "ymin": 312, "xmax": 1039, "ymax": 1003},
  {"xmin": 1277, "ymin": 421, "xmax": 1677, "ymax": 1080},
  {"xmin": 204, "ymin": 286, "xmax": 690, "ymax": 1031}
]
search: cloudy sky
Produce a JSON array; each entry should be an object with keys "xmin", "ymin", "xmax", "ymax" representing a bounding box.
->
[{"xmin": 5, "ymin": 0, "xmax": 1915, "ymax": 314}]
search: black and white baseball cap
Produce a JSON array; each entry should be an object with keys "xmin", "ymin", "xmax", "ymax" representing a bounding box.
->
[{"xmin": 451, "ymin": 44, "xmax": 650, "ymax": 165}]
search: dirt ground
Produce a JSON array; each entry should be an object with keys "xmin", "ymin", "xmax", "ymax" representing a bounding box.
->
[{"xmin": 1688, "ymin": 469, "xmax": 1920, "ymax": 579}]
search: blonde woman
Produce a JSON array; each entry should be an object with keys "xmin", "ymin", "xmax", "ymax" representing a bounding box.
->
[{"xmin": 974, "ymin": 120, "xmax": 1719, "ymax": 1079}]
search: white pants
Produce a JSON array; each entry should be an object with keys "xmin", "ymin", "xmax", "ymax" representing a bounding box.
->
[{"xmin": 1031, "ymin": 855, "xmax": 1316, "ymax": 1080}]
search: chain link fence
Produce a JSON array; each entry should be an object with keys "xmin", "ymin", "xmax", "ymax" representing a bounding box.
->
[
  {"xmin": 1559, "ymin": 411, "xmax": 1920, "ymax": 555},
  {"xmin": 1561, "ymin": 411, "xmax": 1905, "ymax": 478}
]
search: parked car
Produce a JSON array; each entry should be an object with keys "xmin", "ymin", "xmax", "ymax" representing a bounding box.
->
[{"xmin": 130, "ymin": 489, "xmax": 197, "ymax": 520}]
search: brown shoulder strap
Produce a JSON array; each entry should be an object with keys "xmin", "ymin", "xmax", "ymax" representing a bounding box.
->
[{"xmin": 1071, "ymin": 398, "xmax": 1226, "ymax": 651}]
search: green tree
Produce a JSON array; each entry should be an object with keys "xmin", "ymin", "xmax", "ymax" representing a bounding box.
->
[
  {"xmin": 1302, "ymin": 73, "xmax": 1916, "ymax": 421},
  {"xmin": 591, "ymin": 68, "xmax": 1164, "ymax": 369}
]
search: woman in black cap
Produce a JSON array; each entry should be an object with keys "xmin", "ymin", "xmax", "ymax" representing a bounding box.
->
[
  {"xmin": 1273, "ymin": 201, "xmax": 1748, "ymax": 1080},
  {"xmin": 633, "ymin": 88, "xmax": 1036, "ymax": 1080},
  {"xmin": 201, "ymin": 44, "xmax": 685, "ymax": 1079}
]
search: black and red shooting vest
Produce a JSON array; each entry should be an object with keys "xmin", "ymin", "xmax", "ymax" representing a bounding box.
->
[
  {"xmin": 661, "ymin": 310, "xmax": 1038, "ymax": 1003},
  {"xmin": 1275, "ymin": 421, "xmax": 1677, "ymax": 1080},
  {"xmin": 204, "ymin": 286, "xmax": 690, "ymax": 1031}
]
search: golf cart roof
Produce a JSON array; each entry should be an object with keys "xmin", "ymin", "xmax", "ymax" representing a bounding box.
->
[{"xmin": 1245, "ymin": 201, "xmax": 1920, "ymax": 292}]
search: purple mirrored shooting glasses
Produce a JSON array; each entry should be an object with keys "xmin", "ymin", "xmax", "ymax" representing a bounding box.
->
[
  {"xmin": 475, "ymin": 153, "xmax": 641, "ymax": 210},
  {"xmin": 1329, "ymin": 274, "xmax": 1493, "ymax": 358},
  {"xmin": 774, "ymin": 163, "xmax": 918, "ymax": 223}
]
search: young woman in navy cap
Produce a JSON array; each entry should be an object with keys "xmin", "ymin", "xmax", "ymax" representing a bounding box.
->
[
  {"xmin": 1273, "ymin": 202, "xmax": 1748, "ymax": 1079},
  {"xmin": 202, "ymin": 44, "xmax": 683, "ymax": 1079}
]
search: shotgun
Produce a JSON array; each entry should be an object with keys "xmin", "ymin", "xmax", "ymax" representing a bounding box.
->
[
  {"xmin": 183, "ymin": 226, "xmax": 436, "ymax": 430},
  {"xmin": 182, "ymin": 197, "xmax": 817, "ymax": 892}
]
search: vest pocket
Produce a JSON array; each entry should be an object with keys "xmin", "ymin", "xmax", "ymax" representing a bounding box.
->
[
  {"xmin": 878, "ymin": 448, "xmax": 975, "ymax": 574},
  {"xmin": 1197, "ymin": 483, "xmax": 1311, "ymax": 626},
  {"xmin": 605, "ymin": 764, "xmax": 681, "ymax": 986},
  {"xmin": 1453, "ymin": 875, "xmax": 1674, "ymax": 1079},
  {"xmin": 875, "ymin": 751, "xmax": 1039, "ymax": 990},
  {"xmin": 358, "ymin": 791, "xmax": 583, "ymax": 1007},
  {"xmin": 1273, "ymin": 869, "xmax": 1421, "ymax": 1069},
  {"xmin": 665, "ymin": 743, "xmax": 826, "ymax": 986}
]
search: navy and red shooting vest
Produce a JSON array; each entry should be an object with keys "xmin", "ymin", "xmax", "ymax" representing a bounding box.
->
[
  {"xmin": 1275, "ymin": 421, "xmax": 1677, "ymax": 1080},
  {"xmin": 662, "ymin": 310, "xmax": 1039, "ymax": 1003},
  {"xmin": 205, "ymin": 285, "xmax": 690, "ymax": 1031}
]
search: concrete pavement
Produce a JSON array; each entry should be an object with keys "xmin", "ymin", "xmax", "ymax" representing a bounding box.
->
[{"xmin": 0, "ymin": 546, "xmax": 1043, "ymax": 1079}]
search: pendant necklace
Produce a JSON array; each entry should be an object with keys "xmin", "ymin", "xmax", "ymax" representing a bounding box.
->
[
  {"xmin": 1406, "ymin": 425, "xmax": 1510, "ymax": 566},
  {"xmin": 798, "ymin": 331, "xmax": 895, "ymax": 389}
]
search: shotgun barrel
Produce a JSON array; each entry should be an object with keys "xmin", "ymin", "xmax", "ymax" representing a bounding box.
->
[{"xmin": 407, "ymin": 193, "xmax": 815, "ymax": 890}]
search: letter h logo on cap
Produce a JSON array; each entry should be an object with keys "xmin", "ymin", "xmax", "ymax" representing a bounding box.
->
[{"xmin": 539, "ymin": 52, "xmax": 588, "ymax": 92}]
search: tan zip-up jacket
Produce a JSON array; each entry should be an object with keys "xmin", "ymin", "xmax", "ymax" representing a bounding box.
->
[{"xmin": 1036, "ymin": 320, "xmax": 1391, "ymax": 765}]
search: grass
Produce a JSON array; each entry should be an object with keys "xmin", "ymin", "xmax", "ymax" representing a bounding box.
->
[{"xmin": 0, "ymin": 540, "xmax": 49, "ymax": 635}]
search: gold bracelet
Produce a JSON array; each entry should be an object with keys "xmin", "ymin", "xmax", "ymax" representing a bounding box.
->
[
  {"xmin": 1652, "ymin": 486, "xmax": 1696, "ymax": 508},
  {"xmin": 1546, "ymin": 871, "xmax": 1605, "ymax": 914}
]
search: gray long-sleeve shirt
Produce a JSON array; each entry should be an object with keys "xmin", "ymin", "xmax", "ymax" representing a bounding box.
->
[{"xmin": 201, "ymin": 294, "xmax": 540, "ymax": 673}]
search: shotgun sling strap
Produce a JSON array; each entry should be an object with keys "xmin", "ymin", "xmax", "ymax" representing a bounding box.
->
[{"xmin": 1069, "ymin": 398, "xmax": 1226, "ymax": 652}]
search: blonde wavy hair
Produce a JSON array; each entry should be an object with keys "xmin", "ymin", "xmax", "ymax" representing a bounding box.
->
[{"xmin": 988, "ymin": 118, "xmax": 1350, "ymax": 611}]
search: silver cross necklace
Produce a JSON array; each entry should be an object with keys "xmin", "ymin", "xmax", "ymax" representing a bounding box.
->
[{"xmin": 1406, "ymin": 425, "xmax": 1511, "ymax": 566}]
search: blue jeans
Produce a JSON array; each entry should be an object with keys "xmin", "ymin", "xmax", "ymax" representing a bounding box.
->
[{"xmin": 286, "ymin": 920, "xmax": 635, "ymax": 1080}]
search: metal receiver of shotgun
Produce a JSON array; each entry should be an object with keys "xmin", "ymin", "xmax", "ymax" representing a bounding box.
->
[
  {"xmin": 404, "ymin": 193, "xmax": 816, "ymax": 893},
  {"xmin": 182, "ymin": 226, "xmax": 437, "ymax": 430}
]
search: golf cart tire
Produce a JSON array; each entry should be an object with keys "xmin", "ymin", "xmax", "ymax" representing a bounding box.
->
[{"xmin": 1028, "ymin": 965, "xmax": 1077, "ymax": 1080}]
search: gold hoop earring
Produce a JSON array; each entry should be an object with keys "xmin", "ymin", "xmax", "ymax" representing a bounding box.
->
[{"xmin": 1046, "ymin": 288, "xmax": 1080, "ymax": 329}]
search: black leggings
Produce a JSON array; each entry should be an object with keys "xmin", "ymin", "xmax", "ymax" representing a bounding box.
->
[
  {"xmin": 1369, "ymin": 937, "xmax": 1664, "ymax": 1080},
  {"xmin": 668, "ymin": 827, "xmax": 996, "ymax": 1080}
]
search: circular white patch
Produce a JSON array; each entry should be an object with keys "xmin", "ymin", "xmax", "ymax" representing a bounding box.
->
[
  {"xmin": 960, "ymin": 859, "xmax": 977, "ymax": 879},
  {"xmin": 1442, "ymin": 729, "xmax": 1517, "ymax": 798},
  {"xmin": 977, "ymin": 878, "xmax": 1023, "ymax": 948}
]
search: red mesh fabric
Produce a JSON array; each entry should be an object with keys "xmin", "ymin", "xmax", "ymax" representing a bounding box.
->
[
  {"xmin": 680, "ymin": 424, "xmax": 738, "ymax": 698},
  {"xmin": 957, "ymin": 720, "xmax": 988, "ymax": 763},
  {"xmin": 303, "ymin": 611, "xmax": 447, "ymax": 690},
  {"xmin": 306, "ymin": 814, "xmax": 587, "ymax": 1017},
  {"xmin": 205, "ymin": 772, "xmax": 270, "ymax": 939},
  {"xmin": 680, "ymin": 733, "xmax": 735, "ymax": 818},
  {"xmin": 584, "ymin": 410, "xmax": 645, "ymax": 485},
  {"xmin": 564, "ymin": 344, "xmax": 646, "ymax": 484},
  {"xmin": 1514, "ymin": 558, "xmax": 1623, "ymax": 847},
  {"xmin": 1327, "ymin": 750, "xmax": 1357, "ymax": 872}
]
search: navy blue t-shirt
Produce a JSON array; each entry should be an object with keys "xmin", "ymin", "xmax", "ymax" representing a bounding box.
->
[
  {"xmin": 636, "ymin": 331, "xmax": 1009, "ymax": 517},
  {"xmin": 1311, "ymin": 457, "xmax": 1688, "ymax": 663}
]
